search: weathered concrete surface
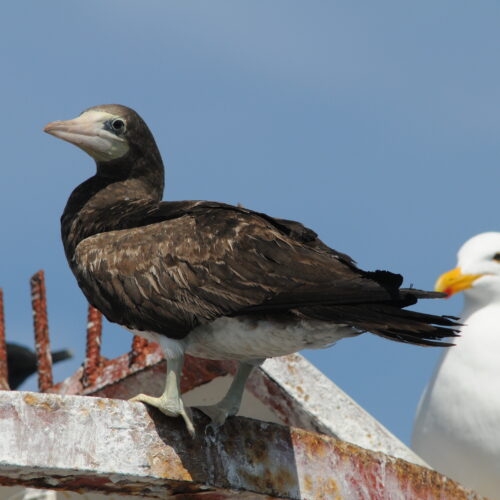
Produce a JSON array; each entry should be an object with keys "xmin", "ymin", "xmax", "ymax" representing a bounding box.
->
[
  {"xmin": 0, "ymin": 485, "xmax": 146, "ymax": 499},
  {"xmin": 257, "ymin": 354, "xmax": 426, "ymax": 466},
  {"xmin": 0, "ymin": 391, "xmax": 483, "ymax": 499},
  {"xmin": 50, "ymin": 350, "xmax": 427, "ymax": 466}
]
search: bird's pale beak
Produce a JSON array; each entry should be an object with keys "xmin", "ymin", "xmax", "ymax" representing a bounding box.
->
[
  {"xmin": 44, "ymin": 111, "xmax": 128, "ymax": 162},
  {"xmin": 44, "ymin": 114, "xmax": 106, "ymax": 154},
  {"xmin": 435, "ymin": 267, "xmax": 484, "ymax": 297}
]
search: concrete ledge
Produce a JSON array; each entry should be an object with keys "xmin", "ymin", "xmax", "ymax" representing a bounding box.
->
[
  {"xmin": 50, "ymin": 350, "xmax": 431, "ymax": 466},
  {"xmin": 0, "ymin": 391, "xmax": 483, "ymax": 499},
  {"xmin": 258, "ymin": 355, "xmax": 426, "ymax": 465}
]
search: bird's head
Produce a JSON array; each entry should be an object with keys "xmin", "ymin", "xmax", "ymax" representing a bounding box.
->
[
  {"xmin": 435, "ymin": 232, "xmax": 500, "ymax": 303},
  {"xmin": 44, "ymin": 104, "xmax": 158, "ymax": 164}
]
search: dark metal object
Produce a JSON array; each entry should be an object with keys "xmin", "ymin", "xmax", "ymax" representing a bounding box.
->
[
  {"xmin": 0, "ymin": 289, "xmax": 9, "ymax": 390},
  {"xmin": 30, "ymin": 270, "xmax": 53, "ymax": 392},
  {"xmin": 82, "ymin": 305, "xmax": 103, "ymax": 387}
]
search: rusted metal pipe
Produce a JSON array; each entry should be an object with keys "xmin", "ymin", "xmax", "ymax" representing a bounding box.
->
[
  {"xmin": 0, "ymin": 288, "xmax": 9, "ymax": 390},
  {"xmin": 130, "ymin": 335, "xmax": 149, "ymax": 366},
  {"xmin": 30, "ymin": 270, "xmax": 53, "ymax": 392},
  {"xmin": 82, "ymin": 305, "xmax": 103, "ymax": 388}
]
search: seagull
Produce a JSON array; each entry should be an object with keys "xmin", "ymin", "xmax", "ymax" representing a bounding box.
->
[
  {"xmin": 413, "ymin": 232, "xmax": 500, "ymax": 499},
  {"xmin": 44, "ymin": 104, "xmax": 457, "ymax": 436}
]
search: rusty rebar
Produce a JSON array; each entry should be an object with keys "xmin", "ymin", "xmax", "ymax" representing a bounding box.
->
[
  {"xmin": 30, "ymin": 270, "xmax": 53, "ymax": 392},
  {"xmin": 130, "ymin": 335, "xmax": 149, "ymax": 366},
  {"xmin": 82, "ymin": 305, "xmax": 103, "ymax": 387},
  {"xmin": 0, "ymin": 289, "xmax": 9, "ymax": 390}
]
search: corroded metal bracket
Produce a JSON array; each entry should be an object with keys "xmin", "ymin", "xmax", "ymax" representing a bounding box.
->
[{"xmin": 0, "ymin": 391, "xmax": 483, "ymax": 500}]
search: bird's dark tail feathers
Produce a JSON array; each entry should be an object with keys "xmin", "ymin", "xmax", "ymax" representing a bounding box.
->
[
  {"xmin": 237, "ymin": 269, "xmax": 460, "ymax": 347},
  {"xmin": 297, "ymin": 302, "xmax": 460, "ymax": 347}
]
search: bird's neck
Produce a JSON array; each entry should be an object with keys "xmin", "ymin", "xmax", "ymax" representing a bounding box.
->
[
  {"xmin": 462, "ymin": 282, "xmax": 500, "ymax": 319},
  {"xmin": 61, "ymin": 160, "xmax": 164, "ymax": 264}
]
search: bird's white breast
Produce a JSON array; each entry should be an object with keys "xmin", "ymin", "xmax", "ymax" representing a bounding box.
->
[
  {"xmin": 184, "ymin": 316, "xmax": 357, "ymax": 361},
  {"xmin": 412, "ymin": 303, "xmax": 500, "ymax": 498},
  {"xmin": 131, "ymin": 316, "xmax": 357, "ymax": 362}
]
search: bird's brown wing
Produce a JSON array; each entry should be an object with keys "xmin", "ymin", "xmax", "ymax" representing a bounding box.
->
[
  {"xmin": 74, "ymin": 203, "xmax": 457, "ymax": 344},
  {"xmin": 144, "ymin": 200, "xmax": 357, "ymax": 265}
]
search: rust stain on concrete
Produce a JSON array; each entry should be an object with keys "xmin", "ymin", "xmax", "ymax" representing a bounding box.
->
[
  {"xmin": 23, "ymin": 393, "xmax": 59, "ymax": 411},
  {"xmin": 146, "ymin": 446, "xmax": 193, "ymax": 482},
  {"xmin": 96, "ymin": 399, "xmax": 107, "ymax": 410}
]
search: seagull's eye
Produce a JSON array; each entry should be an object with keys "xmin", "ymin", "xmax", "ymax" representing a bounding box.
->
[
  {"xmin": 493, "ymin": 253, "xmax": 500, "ymax": 262},
  {"xmin": 111, "ymin": 119, "xmax": 126, "ymax": 133}
]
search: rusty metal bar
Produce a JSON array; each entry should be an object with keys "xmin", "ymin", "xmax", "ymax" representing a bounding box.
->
[
  {"xmin": 82, "ymin": 305, "xmax": 103, "ymax": 388},
  {"xmin": 0, "ymin": 391, "xmax": 483, "ymax": 499},
  {"xmin": 30, "ymin": 270, "xmax": 53, "ymax": 392},
  {"xmin": 130, "ymin": 335, "xmax": 149, "ymax": 366},
  {"xmin": 0, "ymin": 289, "xmax": 9, "ymax": 391}
]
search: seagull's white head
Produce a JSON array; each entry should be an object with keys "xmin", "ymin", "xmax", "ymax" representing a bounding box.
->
[{"xmin": 435, "ymin": 232, "xmax": 500, "ymax": 304}]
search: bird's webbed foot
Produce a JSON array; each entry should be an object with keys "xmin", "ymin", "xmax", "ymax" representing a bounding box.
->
[
  {"xmin": 196, "ymin": 361, "xmax": 257, "ymax": 426},
  {"xmin": 130, "ymin": 392, "xmax": 195, "ymax": 436},
  {"xmin": 196, "ymin": 402, "xmax": 238, "ymax": 425},
  {"xmin": 129, "ymin": 352, "xmax": 195, "ymax": 436}
]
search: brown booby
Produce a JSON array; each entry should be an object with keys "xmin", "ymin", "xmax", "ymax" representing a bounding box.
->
[{"xmin": 44, "ymin": 104, "xmax": 457, "ymax": 436}]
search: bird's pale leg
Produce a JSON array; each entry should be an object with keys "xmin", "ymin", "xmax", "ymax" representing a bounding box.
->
[
  {"xmin": 130, "ymin": 354, "xmax": 195, "ymax": 436},
  {"xmin": 197, "ymin": 361, "xmax": 256, "ymax": 425}
]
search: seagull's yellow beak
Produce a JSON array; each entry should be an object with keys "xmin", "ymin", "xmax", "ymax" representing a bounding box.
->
[{"xmin": 435, "ymin": 267, "xmax": 484, "ymax": 297}]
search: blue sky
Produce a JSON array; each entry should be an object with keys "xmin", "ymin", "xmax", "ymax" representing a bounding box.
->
[{"xmin": 1, "ymin": 2, "xmax": 499, "ymax": 445}]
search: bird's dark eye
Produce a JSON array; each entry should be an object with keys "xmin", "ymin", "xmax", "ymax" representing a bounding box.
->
[
  {"xmin": 493, "ymin": 252, "xmax": 500, "ymax": 262},
  {"xmin": 111, "ymin": 119, "xmax": 125, "ymax": 132}
]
